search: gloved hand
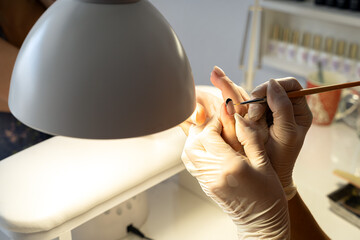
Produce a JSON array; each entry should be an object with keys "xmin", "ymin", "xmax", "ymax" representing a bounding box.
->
[
  {"xmin": 182, "ymin": 115, "xmax": 290, "ymax": 239},
  {"xmin": 248, "ymin": 78, "xmax": 313, "ymax": 200},
  {"xmin": 179, "ymin": 87, "xmax": 223, "ymax": 136},
  {"xmin": 210, "ymin": 67, "xmax": 312, "ymax": 200}
]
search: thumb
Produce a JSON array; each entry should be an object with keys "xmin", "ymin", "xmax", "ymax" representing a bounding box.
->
[{"xmin": 234, "ymin": 114, "xmax": 268, "ymax": 168}]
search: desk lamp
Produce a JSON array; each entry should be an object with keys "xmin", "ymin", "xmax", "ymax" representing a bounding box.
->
[{"xmin": 9, "ymin": 0, "xmax": 195, "ymax": 139}]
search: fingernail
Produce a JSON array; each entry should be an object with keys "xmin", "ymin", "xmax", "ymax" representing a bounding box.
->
[
  {"xmin": 213, "ymin": 66, "xmax": 225, "ymax": 77},
  {"xmin": 226, "ymin": 98, "xmax": 235, "ymax": 115},
  {"xmin": 248, "ymin": 104, "xmax": 262, "ymax": 121}
]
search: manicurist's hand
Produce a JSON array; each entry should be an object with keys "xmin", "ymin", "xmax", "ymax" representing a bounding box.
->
[
  {"xmin": 249, "ymin": 78, "xmax": 313, "ymax": 199},
  {"xmin": 181, "ymin": 115, "xmax": 290, "ymax": 239}
]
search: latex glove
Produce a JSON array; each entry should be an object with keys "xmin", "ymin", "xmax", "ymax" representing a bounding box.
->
[
  {"xmin": 182, "ymin": 116, "xmax": 290, "ymax": 239},
  {"xmin": 180, "ymin": 86, "xmax": 223, "ymax": 135},
  {"xmin": 248, "ymin": 78, "xmax": 313, "ymax": 200}
]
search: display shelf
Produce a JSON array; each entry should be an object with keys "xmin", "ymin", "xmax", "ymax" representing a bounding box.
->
[
  {"xmin": 262, "ymin": 0, "xmax": 360, "ymax": 27},
  {"xmin": 262, "ymin": 55, "xmax": 314, "ymax": 78}
]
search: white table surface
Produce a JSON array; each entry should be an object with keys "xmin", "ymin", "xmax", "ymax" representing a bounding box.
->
[
  {"xmin": 125, "ymin": 122, "xmax": 360, "ymax": 240},
  {"xmin": 293, "ymin": 122, "xmax": 360, "ymax": 240},
  {"xmin": 1, "ymin": 122, "xmax": 359, "ymax": 240}
]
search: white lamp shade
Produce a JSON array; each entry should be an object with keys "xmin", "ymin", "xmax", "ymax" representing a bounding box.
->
[{"xmin": 9, "ymin": 0, "xmax": 195, "ymax": 139}]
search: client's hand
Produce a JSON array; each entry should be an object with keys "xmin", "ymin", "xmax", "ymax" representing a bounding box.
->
[
  {"xmin": 210, "ymin": 66, "xmax": 268, "ymax": 152},
  {"xmin": 180, "ymin": 86, "xmax": 223, "ymax": 135},
  {"xmin": 180, "ymin": 65, "xmax": 252, "ymax": 137},
  {"xmin": 182, "ymin": 116, "xmax": 290, "ymax": 239}
]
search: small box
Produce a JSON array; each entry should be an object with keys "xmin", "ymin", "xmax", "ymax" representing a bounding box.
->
[{"xmin": 328, "ymin": 184, "xmax": 360, "ymax": 229}]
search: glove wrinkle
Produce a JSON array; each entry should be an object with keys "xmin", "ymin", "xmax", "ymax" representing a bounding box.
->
[{"xmin": 182, "ymin": 116, "xmax": 290, "ymax": 239}]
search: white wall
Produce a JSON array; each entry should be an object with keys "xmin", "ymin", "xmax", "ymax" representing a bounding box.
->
[{"xmin": 150, "ymin": 0, "xmax": 298, "ymax": 90}]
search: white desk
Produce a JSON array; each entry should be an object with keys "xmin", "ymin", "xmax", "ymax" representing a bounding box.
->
[
  {"xmin": 139, "ymin": 122, "xmax": 360, "ymax": 240},
  {"xmin": 123, "ymin": 122, "xmax": 360, "ymax": 240},
  {"xmin": 294, "ymin": 122, "xmax": 360, "ymax": 239},
  {"xmin": 0, "ymin": 122, "xmax": 359, "ymax": 240}
]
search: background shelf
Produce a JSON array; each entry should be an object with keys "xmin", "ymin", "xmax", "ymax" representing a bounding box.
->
[
  {"xmin": 262, "ymin": 0, "xmax": 360, "ymax": 27},
  {"xmin": 262, "ymin": 55, "xmax": 314, "ymax": 78}
]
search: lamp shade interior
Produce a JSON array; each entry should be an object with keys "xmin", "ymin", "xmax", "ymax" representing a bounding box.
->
[{"xmin": 9, "ymin": 0, "xmax": 195, "ymax": 139}]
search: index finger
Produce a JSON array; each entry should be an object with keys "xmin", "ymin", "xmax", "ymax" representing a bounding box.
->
[
  {"xmin": 248, "ymin": 77, "xmax": 306, "ymax": 121},
  {"xmin": 210, "ymin": 66, "xmax": 249, "ymax": 116}
]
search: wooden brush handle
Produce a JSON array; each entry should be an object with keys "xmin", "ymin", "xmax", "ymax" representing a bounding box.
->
[{"xmin": 287, "ymin": 81, "xmax": 360, "ymax": 98}]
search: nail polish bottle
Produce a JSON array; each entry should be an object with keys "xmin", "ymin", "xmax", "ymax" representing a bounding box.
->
[
  {"xmin": 286, "ymin": 30, "xmax": 300, "ymax": 62},
  {"xmin": 268, "ymin": 24, "xmax": 280, "ymax": 56},
  {"xmin": 343, "ymin": 43, "xmax": 358, "ymax": 80},
  {"xmin": 308, "ymin": 35, "xmax": 322, "ymax": 67},
  {"xmin": 297, "ymin": 32, "xmax": 311, "ymax": 65},
  {"xmin": 331, "ymin": 40, "xmax": 346, "ymax": 72},
  {"xmin": 320, "ymin": 37, "xmax": 334, "ymax": 70},
  {"xmin": 277, "ymin": 28, "xmax": 289, "ymax": 59}
]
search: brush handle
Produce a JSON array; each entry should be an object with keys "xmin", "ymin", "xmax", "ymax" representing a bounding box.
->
[
  {"xmin": 240, "ymin": 81, "xmax": 360, "ymax": 105},
  {"xmin": 287, "ymin": 81, "xmax": 360, "ymax": 98}
]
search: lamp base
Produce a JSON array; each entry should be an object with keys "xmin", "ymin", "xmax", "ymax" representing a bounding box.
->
[{"xmin": 72, "ymin": 192, "xmax": 148, "ymax": 240}]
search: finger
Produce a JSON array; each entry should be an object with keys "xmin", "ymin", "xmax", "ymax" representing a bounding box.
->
[
  {"xmin": 199, "ymin": 117, "xmax": 237, "ymax": 157},
  {"xmin": 219, "ymin": 101, "xmax": 243, "ymax": 152},
  {"xmin": 273, "ymin": 79, "xmax": 312, "ymax": 128},
  {"xmin": 181, "ymin": 149, "xmax": 197, "ymax": 175},
  {"xmin": 249, "ymin": 77, "xmax": 310, "ymax": 125},
  {"xmin": 292, "ymin": 98, "xmax": 313, "ymax": 128},
  {"xmin": 267, "ymin": 80, "xmax": 300, "ymax": 146},
  {"xmin": 195, "ymin": 88, "xmax": 220, "ymax": 118},
  {"xmin": 267, "ymin": 79, "xmax": 296, "ymax": 128},
  {"xmin": 234, "ymin": 113, "xmax": 268, "ymax": 168},
  {"xmin": 249, "ymin": 77, "xmax": 299, "ymax": 121},
  {"xmin": 181, "ymin": 126, "xmax": 202, "ymax": 173},
  {"xmin": 193, "ymin": 103, "xmax": 206, "ymax": 125},
  {"xmin": 179, "ymin": 121, "xmax": 191, "ymax": 136},
  {"xmin": 182, "ymin": 124, "xmax": 206, "ymax": 169},
  {"xmin": 179, "ymin": 103, "xmax": 207, "ymax": 135},
  {"xmin": 210, "ymin": 66, "xmax": 249, "ymax": 116},
  {"xmin": 248, "ymin": 82, "xmax": 268, "ymax": 121},
  {"xmin": 186, "ymin": 103, "xmax": 207, "ymax": 126},
  {"xmin": 187, "ymin": 123, "xmax": 203, "ymax": 137}
]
